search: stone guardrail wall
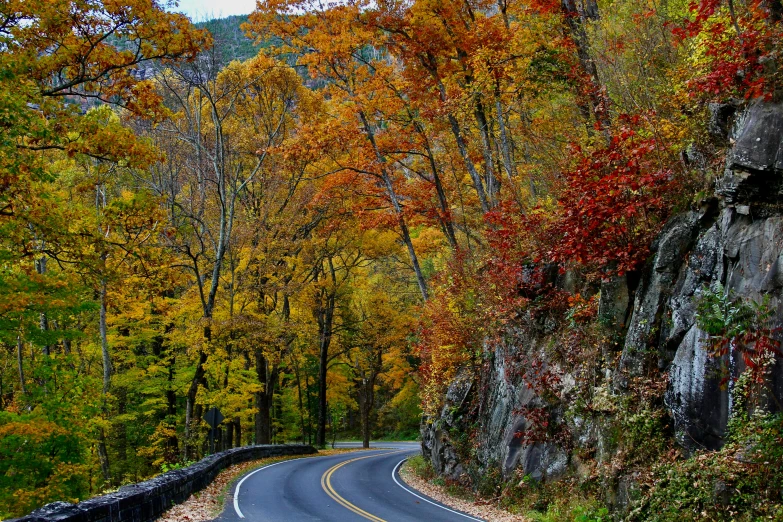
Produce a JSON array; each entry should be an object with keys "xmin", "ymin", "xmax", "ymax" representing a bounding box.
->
[{"xmin": 8, "ymin": 444, "xmax": 317, "ymax": 522}]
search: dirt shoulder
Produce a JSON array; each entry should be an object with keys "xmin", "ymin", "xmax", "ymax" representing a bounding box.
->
[{"xmin": 398, "ymin": 459, "xmax": 529, "ymax": 522}]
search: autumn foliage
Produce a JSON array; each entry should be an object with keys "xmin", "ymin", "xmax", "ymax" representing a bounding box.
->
[
  {"xmin": 1, "ymin": 0, "xmax": 782, "ymax": 515},
  {"xmin": 674, "ymin": 0, "xmax": 783, "ymax": 100},
  {"xmin": 547, "ymin": 123, "xmax": 678, "ymax": 276}
]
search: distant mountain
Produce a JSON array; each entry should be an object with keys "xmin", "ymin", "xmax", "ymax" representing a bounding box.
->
[
  {"xmin": 194, "ymin": 15, "xmax": 309, "ymax": 84},
  {"xmin": 196, "ymin": 15, "xmax": 260, "ymax": 65}
]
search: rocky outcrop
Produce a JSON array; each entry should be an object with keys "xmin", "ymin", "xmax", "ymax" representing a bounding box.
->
[
  {"xmin": 421, "ymin": 370, "xmax": 473, "ymax": 481},
  {"xmin": 421, "ymin": 100, "xmax": 783, "ymax": 501},
  {"xmin": 615, "ymin": 210, "xmax": 704, "ymax": 386},
  {"xmin": 664, "ymin": 210, "xmax": 783, "ymax": 451}
]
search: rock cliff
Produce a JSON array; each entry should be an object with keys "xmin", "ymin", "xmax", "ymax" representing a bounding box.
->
[{"xmin": 421, "ymin": 100, "xmax": 783, "ymax": 510}]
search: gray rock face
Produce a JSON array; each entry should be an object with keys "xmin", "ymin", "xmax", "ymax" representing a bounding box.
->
[
  {"xmin": 615, "ymin": 212, "xmax": 702, "ymax": 387},
  {"xmin": 666, "ymin": 326, "xmax": 728, "ymax": 450},
  {"xmin": 598, "ymin": 273, "xmax": 630, "ymax": 330},
  {"xmin": 729, "ymin": 100, "xmax": 783, "ymax": 174},
  {"xmin": 422, "ymin": 100, "xmax": 783, "ymax": 499},
  {"xmin": 664, "ymin": 210, "xmax": 783, "ymax": 451},
  {"xmin": 719, "ymin": 101, "xmax": 783, "ymax": 209},
  {"xmin": 421, "ymin": 369, "xmax": 473, "ymax": 481},
  {"xmin": 707, "ymin": 102, "xmax": 738, "ymax": 141},
  {"xmin": 620, "ymin": 103, "xmax": 783, "ymax": 451}
]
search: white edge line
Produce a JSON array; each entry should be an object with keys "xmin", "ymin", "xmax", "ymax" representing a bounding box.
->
[
  {"xmin": 392, "ymin": 458, "xmax": 485, "ymax": 522},
  {"xmin": 233, "ymin": 454, "xmax": 324, "ymax": 518}
]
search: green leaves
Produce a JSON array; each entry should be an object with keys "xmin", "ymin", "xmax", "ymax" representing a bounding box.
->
[
  {"xmin": 0, "ymin": 414, "xmax": 90, "ymax": 518},
  {"xmin": 696, "ymin": 283, "xmax": 781, "ymax": 385}
]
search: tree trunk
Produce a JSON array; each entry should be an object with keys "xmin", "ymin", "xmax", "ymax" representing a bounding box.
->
[
  {"xmin": 560, "ymin": 0, "xmax": 611, "ymax": 139},
  {"xmin": 361, "ymin": 408, "xmax": 371, "ymax": 449},
  {"xmin": 294, "ymin": 362, "xmax": 306, "ymax": 444},
  {"xmin": 16, "ymin": 335, "xmax": 27, "ymax": 399},
  {"xmin": 417, "ymin": 122, "xmax": 459, "ymax": 251},
  {"xmin": 357, "ymin": 110, "xmax": 429, "ymax": 301},
  {"xmin": 184, "ymin": 341, "xmax": 208, "ymax": 460},
  {"xmin": 359, "ymin": 379, "xmax": 374, "ymax": 449},
  {"xmin": 356, "ymin": 352, "xmax": 379, "ymax": 449},
  {"xmin": 316, "ymin": 294, "xmax": 333, "ymax": 447},
  {"xmin": 473, "ymin": 101, "xmax": 500, "ymax": 207},
  {"xmin": 97, "ymin": 278, "xmax": 112, "ymax": 483},
  {"xmin": 166, "ymin": 353, "xmax": 178, "ymax": 459},
  {"xmin": 99, "ymin": 281, "xmax": 111, "ymax": 395},
  {"xmin": 305, "ymin": 369, "xmax": 313, "ymax": 445},
  {"xmin": 151, "ymin": 327, "xmax": 179, "ymax": 460},
  {"xmin": 116, "ymin": 387, "xmax": 128, "ymax": 463},
  {"xmin": 235, "ymin": 418, "xmax": 242, "ymax": 447},
  {"xmin": 395, "ymin": 210, "xmax": 429, "ymax": 301},
  {"xmin": 98, "ymin": 431, "xmax": 111, "ymax": 483},
  {"xmin": 494, "ymin": 95, "xmax": 528, "ymax": 201},
  {"xmin": 269, "ymin": 365, "xmax": 280, "ymax": 442},
  {"xmin": 331, "ymin": 408, "xmax": 337, "ymax": 448},
  {"xmin": 36, "ymin": 256, "xmax": 50, "ymax": 357},
  {"xmin": 225, "ymin": 421, "xmax": 234, "ymax": 451},
  {"xmin": 446, "ymin": 111, "xmax": 491, "ymax": 213},
  {"xmin": 254, "ymin": 349, "xmax": 272, "ymax": 444},
  {"xmin": 418, "ymin": 54, "xmax": 493, "ymax": 212}
]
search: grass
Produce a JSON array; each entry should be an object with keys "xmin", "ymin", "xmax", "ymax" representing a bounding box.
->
[{"xmin": 405, "ymin": 455, "xmax": 477, "ymax": 502}]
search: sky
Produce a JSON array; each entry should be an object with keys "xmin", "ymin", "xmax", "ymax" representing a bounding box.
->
[{"xmin": 169, "ymin": 0, "xmax": 257, "ymax": 21}]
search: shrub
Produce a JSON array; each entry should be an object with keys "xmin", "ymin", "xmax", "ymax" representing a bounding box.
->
[
  {"xmin": 0, "ymin": 414, "xmax": 89, "ymax": 518},
  {"xmin": 632, "ymin": 412, "xmax": 783, "ymax": 520}
]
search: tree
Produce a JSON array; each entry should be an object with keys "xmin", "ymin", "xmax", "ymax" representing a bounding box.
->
[
  {"xmin": 145, "ymin": 50, "xmax": 310, "ymax": 454},
  {"xmin": 0, "ymin": 0, "xmax": 208, "ymax": 507},
  {"xmin": 249, "ymin": 1, "xmax": 431, "ymax": 301},
  {"xmin": 343, "ymin": 278, "xmax": 414, "ymax": 448},
  {"xmin": 302, "ymin": 223, "xmax": 369, "ymax": 446}
]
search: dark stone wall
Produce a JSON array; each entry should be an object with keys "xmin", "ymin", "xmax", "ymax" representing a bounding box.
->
[{"xmin": 8, "ymin": 444, "xmax": 316, "ymax": 522}]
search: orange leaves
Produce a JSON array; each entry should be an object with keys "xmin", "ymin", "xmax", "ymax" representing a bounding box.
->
[
  {"xmin": 4, "ymin": 0, "xmax": 208, "ymax": 105},
  {"xmin": 417, "ymin": 253, "xmax": 487, "ymax": 413}
]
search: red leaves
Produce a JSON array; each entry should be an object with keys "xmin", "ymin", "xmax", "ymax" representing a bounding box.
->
[
  {"xmin": 526, "ymin": 0, "xmax": 562, "ymax": 15},
  {"xmin": 673, "ymin": 0, "xmax": 783, "ymax": 100},
  {"xmin": 479, "ymin": 120, "xmax": 679, "ymax": 308},
  {"xmin": 546, "ymin": 126, "xmax": 677, "ymax": 277}
]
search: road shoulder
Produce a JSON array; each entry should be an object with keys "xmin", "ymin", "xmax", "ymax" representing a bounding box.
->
[{"xmin": 398, "ymin": 459, "xmax": 529, "ymax": 522}]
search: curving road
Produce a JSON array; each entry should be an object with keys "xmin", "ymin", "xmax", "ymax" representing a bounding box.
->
[{"xmin": 216, "ymin": 442, "xmax": 484, "ymax": 522}]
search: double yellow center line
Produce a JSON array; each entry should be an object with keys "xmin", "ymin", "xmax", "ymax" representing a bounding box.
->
[{"xmin": 320, "ymin": 450, "xmax": 406, "ymax": 522}]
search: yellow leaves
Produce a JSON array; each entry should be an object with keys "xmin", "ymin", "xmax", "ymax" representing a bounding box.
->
[
  {"xmin": 327, "ymin": 370, "xmax": 358, "ymax": 409},
  {"xmin": 88, "ymin": 415, "xmax": 113, "ymax": 433},
  {"xmin": 411, "ymin": 227, "xmax": 447, "ymax": 256},
  {"xmin": 357, "ymin": 228, "xmax": 400, "ymax": 259},
  {"xmin": 687, "ymin": 10, "xmax": 734, "ymax": 68}
]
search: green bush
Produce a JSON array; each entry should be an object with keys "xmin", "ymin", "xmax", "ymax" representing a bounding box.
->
[
  {"xmin": 525, "ymin": 492, "xmax": 609, "ymax": 522},
  {"xmin": 0, "ymin": 413, "xmax": 89, "ymax": 519},
  {"xmin": 406, "ymin": 454, "xmax": 436, "ymax": 480},
  {"xmin": 632, "ymin": 413, "xmax": 783, "ymax": 521}
]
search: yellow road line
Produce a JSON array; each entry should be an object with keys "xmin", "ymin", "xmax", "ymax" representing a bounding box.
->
[{"xmin": 320, "ymin": 450, "xmax": 406, "ymax": 522}]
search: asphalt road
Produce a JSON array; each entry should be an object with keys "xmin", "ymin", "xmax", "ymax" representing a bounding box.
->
[{"xmin": 216, "ymin": 442, "xmax": 484, "ymax": 522}]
